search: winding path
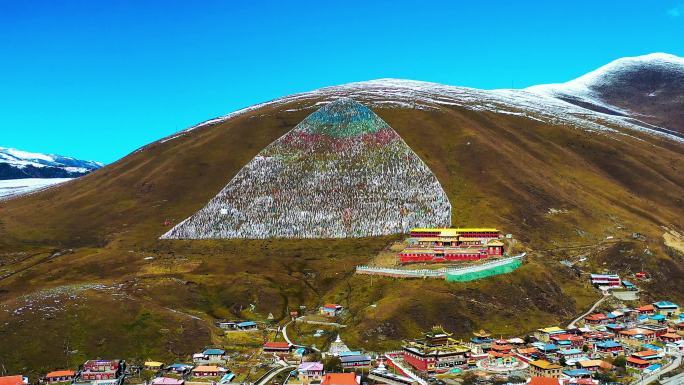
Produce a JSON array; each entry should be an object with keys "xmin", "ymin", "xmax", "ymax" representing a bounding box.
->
[
  {"xmin": 567, "ymin": 292, "xmax": 610, "ymax": 329},
  {"xmin": 254, "ymin": 363, "xmax": 295, "ymax": 385},
  {"xmin": 282, "ymin": 320, "xmax": 320, "ymax": 352}
]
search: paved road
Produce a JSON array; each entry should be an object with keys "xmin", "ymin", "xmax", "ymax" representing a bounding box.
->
[
  {"xmin": 282, "ymin": 320, "xmax": 320, "ymax": 352},
  {"xmin": 567, "ymin": 292, "xmax": 610, "ymax": 329},
  {"xmin": 295, "ymin": 317, "xmax": 346, "ymax": 327},
  {"xmin": 254, "ymin": 364, "xmax": 295, "ymax": 385},
  {"xmin": 661, "ymin": 369, "xmax": 684, "ymax": 385},
  {"xmin": 635, "ymin": 353, "xmax": 682, "ymax": 385}
]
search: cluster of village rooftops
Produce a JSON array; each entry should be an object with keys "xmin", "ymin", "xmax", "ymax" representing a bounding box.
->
[
  {"xmin": 3, "ymin": 298, "xmax": 682, "ymax": 385},
  {"xmin": 397, "ymin": 227, "xmax": 506, "ymax": 264}
]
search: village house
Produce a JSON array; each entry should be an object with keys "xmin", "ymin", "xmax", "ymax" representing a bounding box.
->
[
  {"xmin": 320, "ymin": 303, "xmax": 343, "ymax": 317},
  {"xmin": 339, "ymin": 352, "xmax": 371, "ymax": 369},
  {"xmin": 603, "ymin": 323, "xmax": 624, "ymax": 334},
  {"xmin": 535, "ymin": 327, "xmax": 566, "ymax": 342},
  {"xmin": 45, "ymin": 371, "xmax": 75, "ymax": 383},
  {"xmin": 81, "ymin": 360, "xmax": 122, "ymax": 381},
  {"xmin": 558, "ymin": 349, "xmax": 583, "ymax": 361},
  {"xmin": 637, "ymin": 304, "xmax": 655, "ymax": 315},
  {"xmin": 166, "ymin": 364, "xmax": 194, "ymax": 374},
  {"xmin": 529, "ymin": 360, "xmax": 562, "ymax": 378},
  {"xmin": 562, "ymin": 379, "xmax": 599, "ymax": 385},
  {"xmin": 639, "ymin": 323, "xmax": 669, "ymax": 338},
  {"xmin": 631, "ymin": 350, "xmax": 662, "ymax": 362},
  {"xmin": 402, "ymin": 326, "xmax": 470, "ymax": 373},
  {"xmin": 298, "ymin": 362, "xmax": 324, "ymax": 382},
  {"xmin": 321, "ymin": 373, "xmax": 360, "ymax": 385},
  {"xmin": 0, "ymin": 376, "xmax": 28, "ymax": 385},
  {"xmin": 621, "ymin": 280, "xmax": 637, "ymax": 290},
  {"xmin": 201, "ymin": 348, "xmax": 226, "ymax": 362},
  {"xmin": 151, "ymin": 378, "xmax": 185, "ymax": 385},
  {"xmin": 660, "ymin": 332, "xmax": 682, "ymax": 343},
  {"xmin": 618, "ymin": 328, "xmax": 656, "ymax": 344},
  {"xmin": 583, "ymin": 313, "xmax": 608, "ymax": 325},
  {"xmin": 144, "ymin": 361, "xmax": 164, "ymax": 371},
  {"xmin": 191, "ymin": 365, "xmax": 223, "ymax": 377},
  {"xmin": 517, "ymin": 347, "xmax": 540, "ymax": 361},
  {"xmin": 576, "ymin": 359, "xmax": 613, "ymax": 372},
  {"xmin": 626, "ymin": 357, "xmax": 649, "ymax": 370},
  {"xmin": 676, "ymin": 321, "xmax": 684, "ymax": 332},
  {"xmin": 653, "ymin": 301, "xmax": 680, "ymax": 316},
  {"xmin": 263, "ymin": 341, "xmax": 292, "ymax": 353},
  {"xmin": 236, "ymin": 321, "xmax": 258, "ymax": 330},
  {"xmin": 594, "ymin": 340, "xmax": 623, "ymax": 356},
  {"xmin": 527, "ymin": 378, "xmax": 561, "ymax": 385},
  {"xmin": 589, "ymin": 274, "xmax": 621, "ymax": 288}
]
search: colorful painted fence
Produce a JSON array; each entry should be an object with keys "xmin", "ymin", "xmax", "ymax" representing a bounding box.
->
[{"xmin": 355, "ymin": 254, "xmax": 525, "ymax": 281}]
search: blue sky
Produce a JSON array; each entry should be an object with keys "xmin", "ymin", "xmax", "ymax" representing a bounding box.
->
[{"xmin": 1, "ymin": 0, "xmax": 682, "ymax": 163}]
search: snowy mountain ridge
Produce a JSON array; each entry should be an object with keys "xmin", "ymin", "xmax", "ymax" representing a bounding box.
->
[
  {"xmin": 0, "ymin": 146, "xmax": 103, "ymax": 180},
  {"xmin": 159, "ymin": 53, "xmax": 684, "ymax": 146}
]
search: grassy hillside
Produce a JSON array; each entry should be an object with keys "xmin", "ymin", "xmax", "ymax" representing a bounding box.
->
[{"xmin": 0, "ymin": 96, "xmax": 682, "ymax": 375}]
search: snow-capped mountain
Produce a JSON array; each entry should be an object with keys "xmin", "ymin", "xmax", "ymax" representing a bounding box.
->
[
  {"xmin": 0, "ymin": 146, "xmax": 103, "ymax": 180},
  {"xmin": 527, "ymin": 53, "xmax": 684, "ymax": 135},
  {"xmin": 159, "ymin": 53, "xmax": 684, "ymax": 148}
]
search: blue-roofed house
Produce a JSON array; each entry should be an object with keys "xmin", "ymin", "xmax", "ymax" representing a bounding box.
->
[
  {"xmin": 563, "ymin": 368, "xmax": 592, "ymax": 378},
  {"xmin": 605, "ymin": 323, "xmax": 625, "ymax": 333},
  {"xmin": 641, "ymin": 343, "xmax": 663, "ymax": 351},
  {"xmin": 653, "ymin": 301, "xmax": 679, "ymax": 316},
  {"xmin": 167, "ymin": 364, "xmax": 194, "ymax": 374},
  {"xmin": 236, "ymin": 321, "xmax": 257, "ymax": 330},
  {"xmin": 595, "ymin": 340, "xmax": 624, "ymax": 356},
  {"xmin": 622, "ymin": 280, "xmax": 637, "ymax": 290},
  {"xmin": 540, "ymin": 343, "xmax": 559, "ymax": 355},
  {"xmin": 649, "ymin": 314, "xmax": 667, "ymax": 323},
  {"xmin": 558, "ymin": 348, "xmax": 583, "ymax": 360},
  {"xmin": 219, "ymin": 373, "xmax": 235, "ymax": 384},
  {"xmin": 202, "ymin": 349, "xmax": 226, "ymax": 362},
  {"xmin": 340, "ymin": 353, "xmax": 371, "ymax": 369}
]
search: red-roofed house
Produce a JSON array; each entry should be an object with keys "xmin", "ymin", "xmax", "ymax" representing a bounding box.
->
[
  {"xmin": 320, "ymin": 304, "xmax": 343, "ymax": 317},
  {"xmin": 0, "ymin": 376, "xmax": 27, "ymax": 385},
  {"xmin": 660, "ymin": 333, "xmax": 682, "ymax": 343},
  {"xmin": 45, "ymin": 370, "xmax": 75, "ymax": 383},
  {"xmin": 584, "ymin": 314, "xmax": 608, "ymax": 325},
  {"xmin": 321, "ymin": 373, "xmax": 360, "ymax": 385},
  {"xmin": 626, "ymin": 357, "xmax": 649, "ymax": 369},
  {"xmin": 637, "ymin": 305, "xmax": 655, "ymax": 315},
  {"xmin": 528, "ymin": 377, "xmax": 561, "ymax": 385},
  {"xmin": 631, "ymin": 350, "xmax": 661, "ymax": 361},
  {"xmin": 263, "ymin": 342, "xmax": 292, "ymax": 352}
]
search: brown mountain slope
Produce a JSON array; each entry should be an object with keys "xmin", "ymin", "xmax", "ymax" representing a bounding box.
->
[
  {"xmin": 528, "ymin": 53, "xmax": 684, "ymax": 136},
  {"xmin": 0, "ymin": 80, "xmax": 683, "ymax": 375}
]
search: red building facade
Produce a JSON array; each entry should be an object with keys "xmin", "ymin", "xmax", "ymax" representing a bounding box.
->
[{"xmin": 399, "ymin": 228, "xmax": 504, "ymax": 264}]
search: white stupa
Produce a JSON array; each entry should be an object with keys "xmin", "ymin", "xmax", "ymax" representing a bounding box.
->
[{"xmin": 326, "ymin": 334, "xmax": 351, "ymax": 357}]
